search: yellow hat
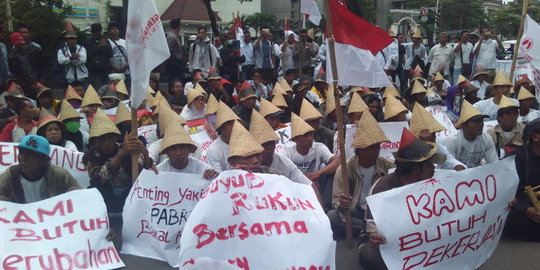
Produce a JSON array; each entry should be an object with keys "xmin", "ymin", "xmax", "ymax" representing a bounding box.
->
[
  {"xmin": 300, "ymin": 98, "xmax": 323, "ymax": 121},
  {"xmin": 187, "ymin": 87, "xmax": 206, "ymax": 105},
  {"xmin": 382, "ymin": 85, "xmax": 401, "ymax": 99},
  {"xmin": 517, "ymin": 86, "xmax": 536, "ymax": 101},
  {"xmin": 325, "ymin": 85, "xmax": 345, "ymax": 115},
  {"xmin": 194, "ymin": 82, "xmax": 207, "ymax": 96},
  {"xmin": 159, "ymin": 121, "xmax": 197, "ymax": 155},
  {"xmin": 145, "ymin": 91, "xmax": 155, "ymax": 107},
  {"xmin": 414, "ymin": 65, "xmax": 423, "ymax": 74},
  {"xmin": 205, "ymin": 94, "xmax": 219, "ymax": 115},
  {"xmin": 492, "ymin": 70, "xmax": 513, "ymax": 87},
  {"xmin": 434, "ymin": 72, "xmax": 444, "ymax": 82},
  {"xmin": 272, "ymin": 81, "xmax": 286, "ymax": 96},
  {"xmin": 148, "ymin": 87, "xmax": 156, "ymax": 95},
  {"xmin": 411, "ymin": 80, "xmax": 427, "ymax": 96},
  {"xmin": 307, "ymin": 28, "xmax": 315, "ymax": 40},
  {"xmin": 291, "ymin": 113, "xmax": 314, "ymax": 139},
  {"xmin": 456, "ymin": 74, "xmax": 467, "ymax": 86},
  {"xmin": 65, "ymin": 85, "xmax": 83, "ymax": 101},
  {"xmin": 114, "ymin": 101, "xmax": 131, "ymax": 125},
  {"xmin": 384, "ymin": 95, "xmax": 408, "ymax": 121},
  {"xmin": 347, "ymin": 92, "xmax": 368, "ymax": 114},
  {"xmin": 59, "ymin": 100, "xmax": 82, "ymax": 121},
  {"xmin": 36, "ymin": 86, "xmax": 53, "ymax": 100},
  {"xmin": 149, "ymin": 91, "xmax": 165, "ymax": 109},
  {"xmin": 410, "ymin": 102, "xmax": 446, "ymax": 136},
  {"xmin": 498, "ymin": 95, "xmax": 518, "ymax": 111},
  {"xmin": 271, "ymin": 93, "xmax": 288, "ymax": 108},
  {"xmin": 81, "ymin": 85, "xmax": 103, "ymax": 107},
  {"xmin": 456, "ymin": 100, "xmax": 485, "ymax": 128},
  {"xmin": 37, "ymin": 109, "xmax": 62, "ymax": 131},
  {"xmin": 238, "ymin": 88, "xmax": 258, "ymax": 102},
  {"xmin": 101, "ymin": 87, "xmax": 119, "ymax": 101},
  {"xmin": 89, "ymin": 108, "xmax": 120, "ymax": 139},
  {"xmin": 260, "ymin": 97, "xmax": 282, "ymax": 117},
  {"xmin": 412, "ymin": 28, "xmax": 422, "ymax": 39},
  {"xmin": 351, "ymin": 111, "xmax": 389, "ymax": 149},
  {"xmin": 158, "ymin": 103, "xmax": 187, "ymax": 136},
  {"xmin": 116, "ymin": 80, "xmax": 129, "ymax": 96},
  {"xmin": 249, "ymin": 110, "xmax": 279, "ymax": 145},
  {"xmin": 215, "ymin": 100, "xmax": 241, "ymax": 130},
  {"xmin": 228, "ymin": 121, "xmax": 264, "ymax": 159},
  {"xmin": 280, "ymin": 78, "xmax": 293, "ymax": 93}
]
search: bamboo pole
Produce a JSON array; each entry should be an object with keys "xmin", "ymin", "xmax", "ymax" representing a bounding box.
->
[
  {"xmin": 323, "ymin": 0, "xmax": 354, "ymax": 249},
  {"xmin": 131, "ymin": 109, "xmax": 138, "ymax": 183},
  {"xmin": 510, "ymin": 0, "xmax": 530, "ymax": 80},
  {"xmin": 283, "ymin": 18, "xmax": 288, "ymax": 73}
]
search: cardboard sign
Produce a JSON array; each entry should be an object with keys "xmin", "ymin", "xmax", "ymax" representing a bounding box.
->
[
  {"xmin": 190, "ymin": 131, "xmax": 213, "ymax": 163},
  {"xmin": 179, "ymin": 170, "xmax": 336, "ymax": 269},
  {"xmin": 274, "ymin": 124, "xmax": 295, "ymax": 153},
  {"xmin": 121, "ymin": 170, "xmax": 210, "ymax": 267},
  {"xmin": 0, "ymin": 142, "xmax": 90, "ymax": 188},
  {"xmin": 425, "ymin": 105, "xmax": 458, "ymax": 144},
  {"xmin": 366, "ymin": 157, "xmax": 518, "ymax": 270},
  {"xmin": 0, "ymin": 189, "xmax": 124, "ymax": 269}
]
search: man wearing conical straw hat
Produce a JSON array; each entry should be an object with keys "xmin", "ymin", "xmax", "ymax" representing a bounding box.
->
[
  {"xmin": 486, "ymin": 96, "xmax": 525, "ymax": 157},
  {"xmin": 59, "ymin": 100, "xmax": 86, "ymax": 151},
  {"xmin": 327, "ymin": 112, "xmax": 394, "ymax": 237},
  {"xmin": 429, "ymin": 71, "xmax": 448, "ymax": 99},
  {"xmin": 232, "ymin": 82, "xmax": 258, "ymax": 129},
  {"xmin": 470, "ymin": 68, "xmax": 490, "ymax": 99},
  {"xmin": 405, "ymin": 28, "xmax": 427, "ymax": 73},
  {"xmin": 83, "ymin": 108, "xmax": 153, "ymax": 212},
  {"xmin": 384, "ymin": 94, "xmax": 409, "ymax": 122},
  {"xmin": 473, "ymin": 70, "xmax": 518, "ymax": 120},
  {"xmin": 517, "ymin": 86, "xmax": 540, "ymax": 124},
  {"xmin": 206, "ymin": 101, "xmax": 241, "ymax": 172},
  {"xmin": 443, "ymin": 100, "xmax": 498, "ymax": 168},
  {"xmin": 300, "ymin": 98, "xmax": 335, "ymax": 152},
  {"xmin": 259, "ymin": 98, "xmax": 285, "ymax": 130},
  {"xmin": 359, "ymin": 128, "xmax": 446, "ymax": 270}
]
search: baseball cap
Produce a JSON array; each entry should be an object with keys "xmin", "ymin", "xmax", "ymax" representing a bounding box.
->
[
  {"xmin": 18, "ymin": 135, "xmax": 50, "ymax": 157},
  {"xmin": 10, "ymin": 32, "xmax": 25, "ymax": 46}
]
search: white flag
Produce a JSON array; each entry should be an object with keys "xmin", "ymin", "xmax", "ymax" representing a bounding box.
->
[
  {"xmin": 126, "ymin": 0, "xmax": 170, "ymax": 109},
  {"xmin": 520, "ymin": 14, "xmax": 540, "ymax": 68},
  {"xmin": 301, "ymin": 0, "xmax": 322, "ymax": 25}
]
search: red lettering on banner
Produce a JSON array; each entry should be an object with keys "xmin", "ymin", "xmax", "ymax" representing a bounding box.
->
[
  {"xmin": 230, "ymin": 192, "xmax": 315, "ymax": 215},
  {"xmin": 289, "ymin": 266, "xmax": 331, "ymax": 270},
  {"xmin": 137, "ymin": 220, "xmax": 171, "ymax": 243},
  {"xmin": 37, "ymin": 199, "xmax": 74, "ymax": 222},
  {"xmin": 203, "ymin": 173, "xmax": 265, "ymax": 198},
  {"xmin": 0, "ymin": 144, "xmax": 12, "ymax": 166},
  {"xmin": 380, "ymin": 141, "xmax": 400, "ymax": 150}
]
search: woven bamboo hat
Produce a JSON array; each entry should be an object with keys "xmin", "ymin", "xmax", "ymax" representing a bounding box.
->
[
  {"xmin": 272, "ymin": 93, "xmax": 288, "ymax": 108},
  {"xmin": 89, "ymin": 108, "xmax": 120, "ymax": 139},
  {"xmin": 280, "ymin": 78, "xmax": 293, "ymax": 93},
  {"xmin": 249, "ymin": 110, "xmax": 279, "ymax": 144},
  {"xmin": 65, "ymin": 85, "xmax": 83, "ymax": 101},
  {"xmin": 291, "ymin": 113, "xmax": 314, "ymax": 139},
  {"xmin": 205, "ymin": 94, "xmax": 219, "ymax": 115},
  {"xmin": 325, "ymin": 85, "xmax": 346, "ymax": 115},
  {"xmin": 36, "ymin": 86, "xmax": 53, "ymax": 100},
  {"xmin": 208, "ymin": 66, "xmax": 222, "ymax": 80},
  {"xmin": 159, "ymin": 121, "xmax": 197, "ymax": 155},
  {"xmin": 412, "ymin": 28, "xmax": 422, "ymax": 38},
  {"xmin": 215, "ymin": 100, "xmax": 240, "ymax": 130},
  {"xmin": 414, "ymin": 65, "xmax": 423, "ymax": 74},
  {"xmin": 194, "ymin": 82, "xmax": 207, "ymax": 95},
  {"xmin": 456, "ymin": 74, "xmax": 467, "ymax": 86},
  {"xmin": 382, "ymin": 85, "xmax": 401, "ymax": 99},
  {"xmin": 410, "ymin": 102, "xmax": 446, "ymax": 136},
  {"xmin": 114, "ymin": 101, "xmax": 131, "ymax": 125},
  {"xmin": 260, "ymin": 97, "xmax": 282, "ymax": 117},
  {"xmin": 384, "ymin": 95, "xmax": 409, "ymax": 120},
  {"xmin": 347, "ymin": 92, "xmax": 368, "ymax": 114},
  {"xmin": 238, "ymin": 86, "xmax": 257, "ymax": 102},
  {"xmin": 492, "ymin": 70, "xmax": 513, "ymax": 87},
  {"xmin": 148, "ymin": 87, "xmax": 156, "ymax": 95},
  {"xmin": 433, "ymin": 72, "xmax": 444, "ymax": 82},
  {"xmin": 456, "ymin": 100, "xmax": 486, "ymax": 128},
  {"xmin": 116, "ymin": 80, "xmax": 129, "ymax": 96},
  {"xmin": 518, "ymin": 86, "xmax": 536, "ymax": 101},
  {"xmin": 498, "ymin": 95, "xmax": 519, "ymax": 112},
  {"xmin": 300, "ymin": 98, "xmax": 323, "ymax": 121},
  {"xmin": 388, "ymin": 28, "xmax": 396, "ymax": 38},
  {"xmin": 158, "ymin": 103, "xmax": 186, "ymax": 136},
  {"xmin": 149, "ymin": 91, "xmax": 165, "ymax": 109},
  {"xmin": 351, "ymin": 111, "xmax": 389, "ymax": 149},
  {"xmin": 102, "ymin": 87, "xmax": 119, "ymax": 101},
  {"xmin": 187, "ymin": 87, "xmax": 206, "ymax": 105},
  {"xmin": 59, "ymin": 100, "xmax": 82, "ymax": 121},
  {"xmin": 393, "ymin": 128, "xmax": 446, "ymax": 164},
  {"xmin": 228, "ymin": 120, "xmax": 264, "ymax": 159},
  {"xmin": 472, "ymin": 69, "xmax": 489, "ymax": 80},
  {"xmin": 81, "ymin": 85, "xmax": 103, "ymax": 107},
  {"xmin": 37, "ymin": 109, "xmax": 62, "ymax": 131},
  {"xmin": 145, "ymin": 91, "xmax": 155, "ymax": 108},
  {"xmin": 411, "ymin": 80, "xmax": 427, "ymax": 96},
  {"xmin": 272, "ymin": 81, "xmax": 286, "ymax": 96}
]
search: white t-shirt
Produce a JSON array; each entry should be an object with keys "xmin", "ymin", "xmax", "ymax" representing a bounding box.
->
[
  {"xmin": 519, "ymin": 109, "xmax": 540, "ymax": 124},
  {"xmin": 270, "ymin": 153, "xmax": 312, "ymax": 185},
  {"xmin": 473, "ymin": 39, "xmax": 500, "ymax": 69},
  {"xmin": 184, "ymin": 82, "xmax": 194, "ymax": 96},
  {"xmin": 428, "ymin": 43, "xmax": 455, "ymax": 76},
  {"xmin": 470, "ymin": 80, "xmax": 490, "ymax": 100},
  {"xmin": 453, "ymin": 42, "xmax": 473, "ymax": 69},
  {"xmin": 443, "ymin": 129, "xmax": 498, "ymax": 168},
  {"xmin": 282, "ymin": 142, "xmax": 333, "ymax": 174},
  {"xmin": 64, "ymin": 140, "xmax": 78, "ymax": 152},
  {"xmin": 437, "ymin": 142, "xmax": 466, "ymax": 170},
  {"xmin": 157, "ymin": 157, "xmax": 212, "ymax": 174},
  {"xmin": 358, "ymin": 165, "xmax": 375, "ymax": 210},
  {"xmin": 20, "ymin": 175, "xmax": 44, "ymax": 203},
  {"xmin": 474, "ymin": 97, "xmax": 519, "ymax": 120},
  {"xmin": 206, "ymin": 136, "xmax": 230, "ymax": 172}
]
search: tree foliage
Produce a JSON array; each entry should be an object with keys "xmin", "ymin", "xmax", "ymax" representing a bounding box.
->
[
  {"xmin": 345, "ymin": 0, "xmax": 376, "ymax": 24},
  {"xmin": 488, "ymin": 0, "xmax": 540, "ymax": 40},
  {"xmin": 440, "ymin": 0, "xmax": 486, "ymax": 31},
  {"xmin": 244, "ymin": 13, "xmax": 278, "ymax": 37}
]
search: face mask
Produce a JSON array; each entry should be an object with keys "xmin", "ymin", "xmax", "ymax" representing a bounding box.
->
[
  {"xmin": 227, "ymin": 40, "xmax": 233, "ymax": 46},
  {"xmin": 65, "ymin": 121, "xmax": 81, "ymax": 133}
]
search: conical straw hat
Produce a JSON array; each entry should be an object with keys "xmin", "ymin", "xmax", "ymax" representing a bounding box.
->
[
  {"xmin": 351, "ymin": 111, "xmax": 389, "ymax": 149},
  {"xmin": 59, "ymin": 100, "xmax": 82, "ymax": 121},
  {"xmin": 291, "ymin": 113, "xmax": 314, "ymax": 139},
  {"xmin": 411, "ymin": 80, "xmax": 427, "ymax": 96},
  {"xmin": 145, "ymin": 91, "xmax": 155, "ymax": 107},
  {"xmin": 456, "ymin": 74, "xmax": 467, "ymax": 86},
  {"xmin": 388, "ymin": 28, "xmax": 396, "ymax": 38},
  {"xmin": 280, "ymin": 78, "xmax": 293, "ymax": 93},
  {"xmin": 228, "ymin": 121, "xmax": 264, "ymax": 159},
  {"xmin": 215, "ymin": 100, "xmax": 240, "ymax": 130},
  {"xmin": 249, "ymin": 110, "xmax": 279, "ymax": 144},
  {"xmin": 347, "ymin": 92, "xmax": 368, "ymax": 114},
  {"xmin": 498, "ymin": 95, "xmax": 518, "ymax": 111},
  {"xmin": 456, "ymin": 100, "xmax": 484, "ymax": 128},
  {"xmin": 65, "ymin": 85, "xmax": 82, "ymax": 101},
  {"xmin": 115, "ymin": 80, "xmax": 129, "ymax": 96},
  {"xmin": 208, "ymin": 66, "xmax": 221, "ymax": 80},
  {"xmin": 384, "ymin": 95, "xmax": 409, "ymax": 120},
  {"xmin": 271, "ymin": 93, "xmax": 288, "ymax": 108},
  {"xmin": 410, "ymin": 102, "xmax": 446, "ymax": 136},
  {"xmin": 114, "ymin": 101, "xmax": 131, "ymax": 125},
  {"xmin": 149, "ymin": 91, "xmax": 164, "ymax": 109},
  {"xmin": 492, "ymin": 70, "xmax": 513, "ymax": 87},
  {"xmin": 37, "ymin": 109, "xmax": 62, "ymax": 130},
  {"xmin": 205, "ymin": 94, "xmax": 219, "ymax": 115},
  {"xmin": 102, "ymin": 87, "xmax": 119, "ymax": 101},
  {"xmin": 158, "ymin": 104, "xmax": 186, "ymax": 136},
  {"xmin": 518, "ymin": 86, "xmax": 536, "ymax": 101},
  {"xmin": 194, "ymin": 82, "xmax": 207, "ymax": 96},
  {"xmin": 148, "ymin": 87, "xmax": 156, "ymax": 95},
  {"xmin": 81, "ymin": 85, "xmax": 103, "ymax": 107},
  {"xmin": 260, "ymin": 97, "xmax": 282, "ymax": 117},
  {"xmin": 412, "ymin": 28, "xmax": 422, "ymax": 38},
  {"xmin": 414, "ymin": 65, "xmax": 423, "ymax": 73},
  {"xmin": 89, "ymin": 108, "xmax": 120, "ymax": 139},
  {"xmin": 325, "ymin": 85, "xmax": 345, "ymax": 115},
  {"xmin": 433, "ymin": 72, "xmax": 444, "ymax": 82},
  {"xmin": 187, "ymin": 87, "xmax": 206, "ymax": 105},
  {"xmin": 159, "ymin": 121, "xmax": 197, "ymax": 155},
  {"xmin": 272, "ymin": 81, "xmax": 285, "ymax": 95},
  {"xmin": 300, "ymin": 98, "xmax": 323, "ymax": 121},
  {"xmin": 382, "ymin": 85, "xmax": 401, "ymax": 99}
]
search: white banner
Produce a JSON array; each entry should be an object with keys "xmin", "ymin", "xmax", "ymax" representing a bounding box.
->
[
  {"xmin": 121, "ymin": 170, "xmax": 210, "ymax": 267},
  {"xmin": 514, "ymin": 62, "xmax": 540, "ymax": 101},
  {"xmin": 482, "ymin": 120, "xmax": 498, "ymax": 134},
  {"xmin": 274, "ymin": 124, "xmax": 295, "ymax": 153},
  {"xmin": 425, "ymin": 105, "xmax": 458, "ymax": 144},
  {"xmin": 138, "ymin": 124, "xmax": 157, "ymax": 143},
  {"xmin": 0, "ymin": 189, "xmax": 124, "ymax": 269},
  {"xmin": 190, "ymin": 131, "xmax": 213, "ymax": 163},
  {"xmin": 366, "ymin": 157, "xmax": 518, "ymax": 270},
  {"xmin": 0, "ymin": 142, "xmax": 89, "ymax": 188},
  {"xmin": 179, "ymin": 170, "xmax": 336, "ymax": 269}
]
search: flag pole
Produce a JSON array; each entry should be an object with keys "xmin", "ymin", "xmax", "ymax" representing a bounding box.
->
[
  {"xmin": 131, "ymin": 108, "xmax": 139, "ymax": 183},
  {"xmin": 510, "ymin": 0, "xmax": 529, "ymax": 80},
  {"xmin": 324, "ymin": 0, "xmax": 354, "ymax": 249},
  {"xmin": 283, "ymin": 18, "xmax": 288, "ymax": 74}
]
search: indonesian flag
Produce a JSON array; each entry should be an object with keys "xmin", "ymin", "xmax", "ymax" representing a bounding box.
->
[
  {"xmin": 520, "ymin": 15, "xmax": 540, "ymax": 68},
  {"xmin": 301, "ymin": 0, "xmax": 322, "ymax": 25},
  {"xmin": 126, "ymin": 0, "xmax": 170, "ymax": 108},
  {"xmin": 233, "ymin": 16, "xmax": 244, "ymax": 41},
  {"xmin": 325, "ymin": 0, "xmax": 393, "ymax": 87}
]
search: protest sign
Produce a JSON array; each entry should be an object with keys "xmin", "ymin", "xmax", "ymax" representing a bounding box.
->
[
  {"xmin": 482, "ymin": 120, "xmax": 498, "ymax": 134},
  {"xmin": 274, "ymin": 124, "xmax": 295, "ymax": 153},
  {"xmin": 186, "ymin": 118, "xmax": 207, "ymax": 135},
  {"xmin": 425, "ymin": 105, "xmax": 458, "ymax": 143},
  {"xmin": 138, "ymin": 124, "xmax": 157, "ymax": 144},
  {"xmin": 190, "ymin": 131, "xmax": 213, "ymax": 163},
  {"xmin": 122, "ymin": 170, "xmax": 210, "ymax": 267},
  {"xmin": 334, "ymin": 124, "xmax": 356, "ymax": 159},
  {"xmin": 366, "ymin": 157, "xmax": 518, "ymax": 270},
  {"xmin": 179, "ymin": 170, "xmax": 336, "ymax": 269},
  {"xmin": 0, "ymin": 142, "xmax": 89, "ymax": 188},
  {"xmin": 514, "ymin": 62, "xmax": 540, "ymax": 100},
  {"xmin": 0, "ymin": 189, "xmax": 124, "ymax": 269}
]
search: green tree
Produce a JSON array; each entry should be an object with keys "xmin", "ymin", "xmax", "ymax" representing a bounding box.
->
[
  {"xmin": 440, "ymin": 0, "xmax": 486, "ymax": 31},
  {"xmin": 488, "ymin": 0, "xmax": 540, "ymax": 40},
  {"xmin": 345, "ymin": 0, "xmax": 376, "ymax": 23},
  {"xmin": 244, "ymin": 12, "xmax": 278, "ymax": 37}
]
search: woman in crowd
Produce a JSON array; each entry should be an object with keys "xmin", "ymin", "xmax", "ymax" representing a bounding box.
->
[{"xmin": 36, "ymin": 110, "xmax": 77, "ymax": 151}]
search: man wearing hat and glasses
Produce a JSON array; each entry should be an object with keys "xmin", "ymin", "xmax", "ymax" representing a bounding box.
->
[{"xmin": 358, "ymin": 128, "xmax": 446, "ymax": 269}]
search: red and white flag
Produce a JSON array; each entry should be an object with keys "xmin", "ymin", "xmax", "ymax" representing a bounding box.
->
[
  {"xmin": 520, "ymin": 15, "xmax": 540, "ymax": 69},
  {"xmin": 325, "ymin": 0, "xmax": 393, "ymax": 87},
  {"xmin": 233, "ymin": 15, "xmax": 244, "ymax": 41},
  {"xmin": 126, "ymin": 0, "xmax": 170, "ymax": 109},
  {"xmin": 301, "ymin": 0, "xmax": 322, "ymax": 25}
]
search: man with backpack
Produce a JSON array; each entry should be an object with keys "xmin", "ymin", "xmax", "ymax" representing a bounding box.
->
[
  {"xmin": 107, "ymin": 23, "xmax": 130, "ymax": 86},
  {"xmin": 188, "ymin": 27, "xmax": 219, "ymax": 78}
]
